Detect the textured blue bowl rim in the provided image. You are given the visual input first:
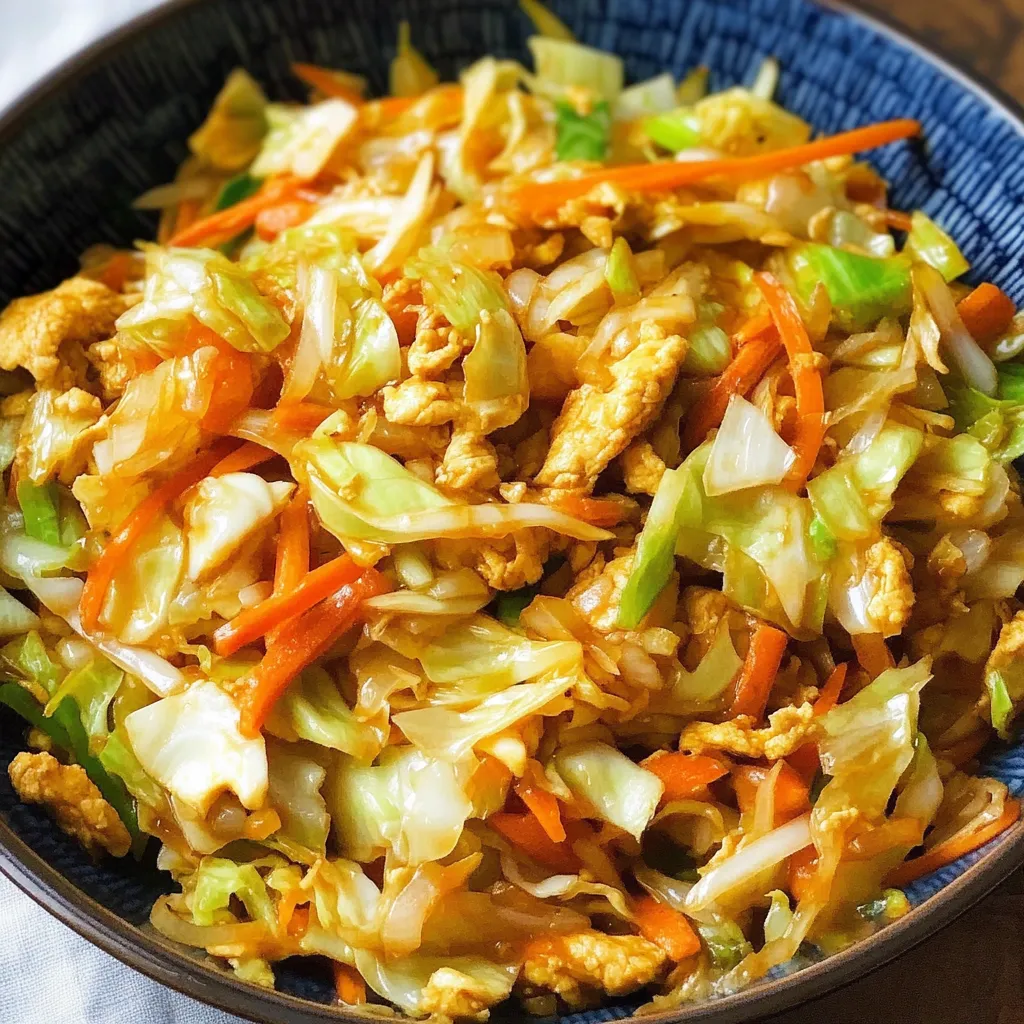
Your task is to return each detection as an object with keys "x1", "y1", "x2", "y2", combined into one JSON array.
[{"x1": 0, "y1": 2, "x2": 1023, "y2": 1023}]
